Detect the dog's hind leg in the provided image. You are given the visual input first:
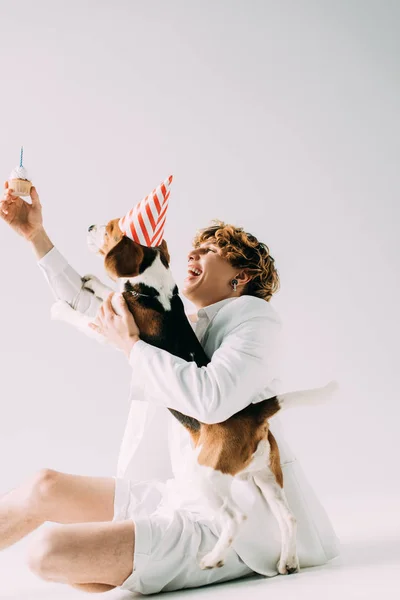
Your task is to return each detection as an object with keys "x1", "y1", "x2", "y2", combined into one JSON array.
[
  {"x1": 197, "y1": 470, "x2": 246, "y2": 570},
  {"x1": 254, "y1": 471, "x2": 299, "y2": 575}
]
